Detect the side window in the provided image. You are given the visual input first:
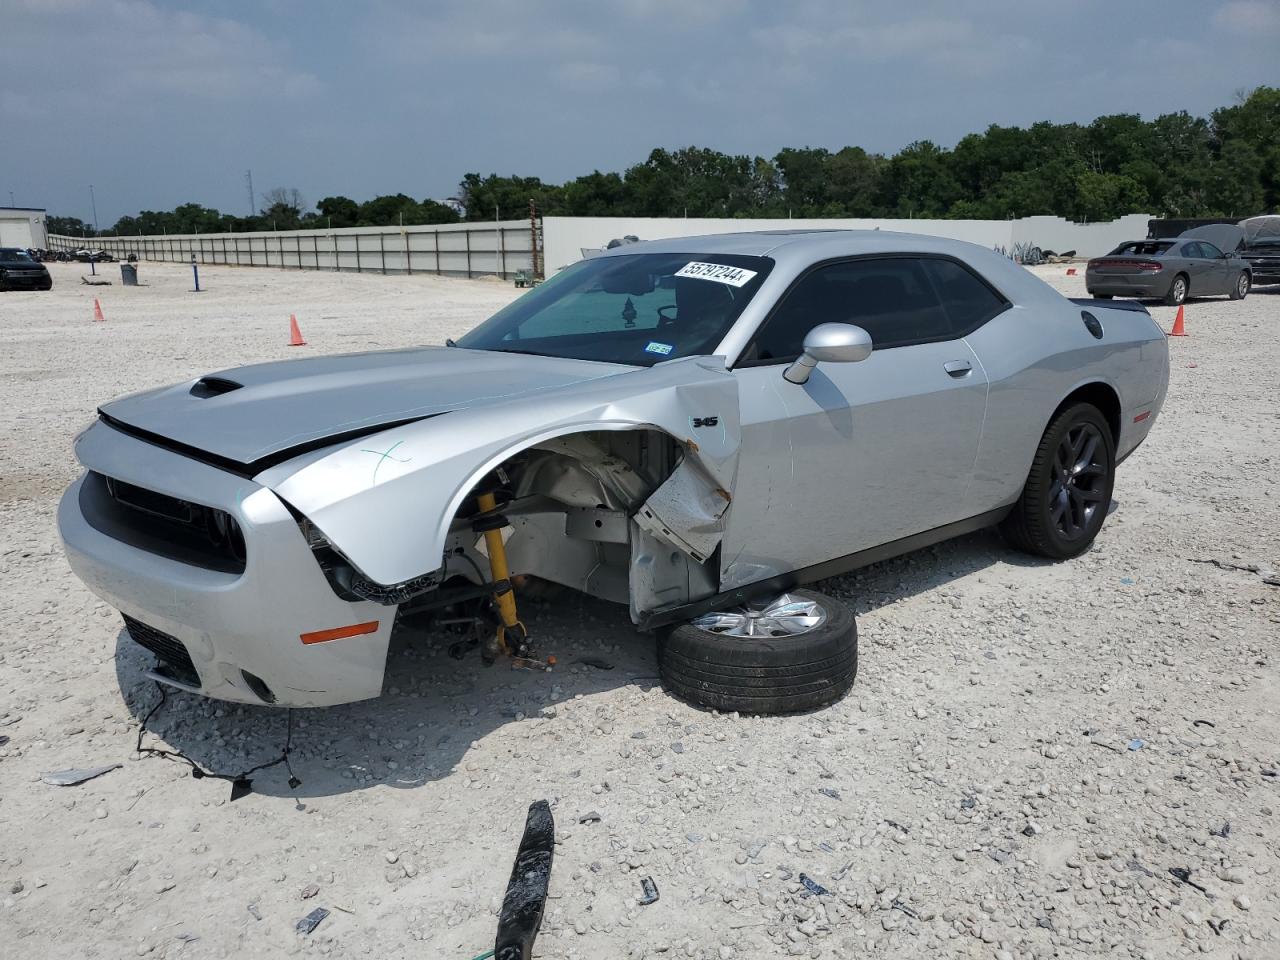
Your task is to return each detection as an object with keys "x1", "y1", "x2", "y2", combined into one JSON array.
[
  {"x1": 1197, "y1": 240, "x2": 1223, "y2": 259},
  {"x1": 920, "y1": 258, "x2": 1008, "y2": 330},
  {"x1": 1180, "y1": 242, "x2": 1203, "y2": 259},
  {"x1": 749, "y1": 258, "x2": 951, "y2": 361}
]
